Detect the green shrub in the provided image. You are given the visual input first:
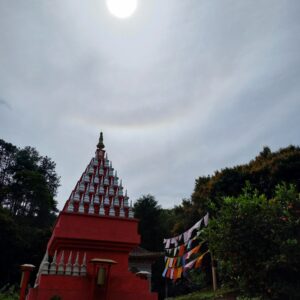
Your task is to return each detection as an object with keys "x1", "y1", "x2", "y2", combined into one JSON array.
[{"x1": 208, "y1": 183, "x2": 300, "y2": 299}]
